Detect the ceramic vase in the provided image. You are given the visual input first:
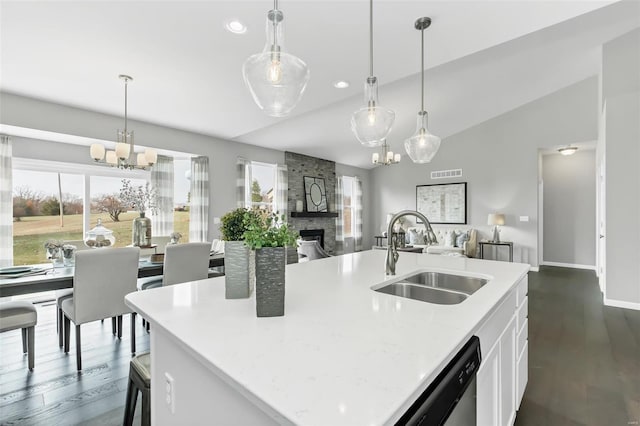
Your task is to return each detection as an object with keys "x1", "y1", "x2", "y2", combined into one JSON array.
[
  {"x1": 225, "y1": 241, "x2": 252, "y2": 299},
  {"x1": 132, "y1": 212, "x2": 152, "y2": 247},
  {"x1": 255, "y1": 247, "x2": 286, "y2": 317}
]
